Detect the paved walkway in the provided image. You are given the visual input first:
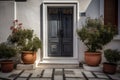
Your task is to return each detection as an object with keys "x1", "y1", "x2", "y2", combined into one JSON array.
[{"x1": 0, "y1": 68, "x2": 120, "y2": 80}]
